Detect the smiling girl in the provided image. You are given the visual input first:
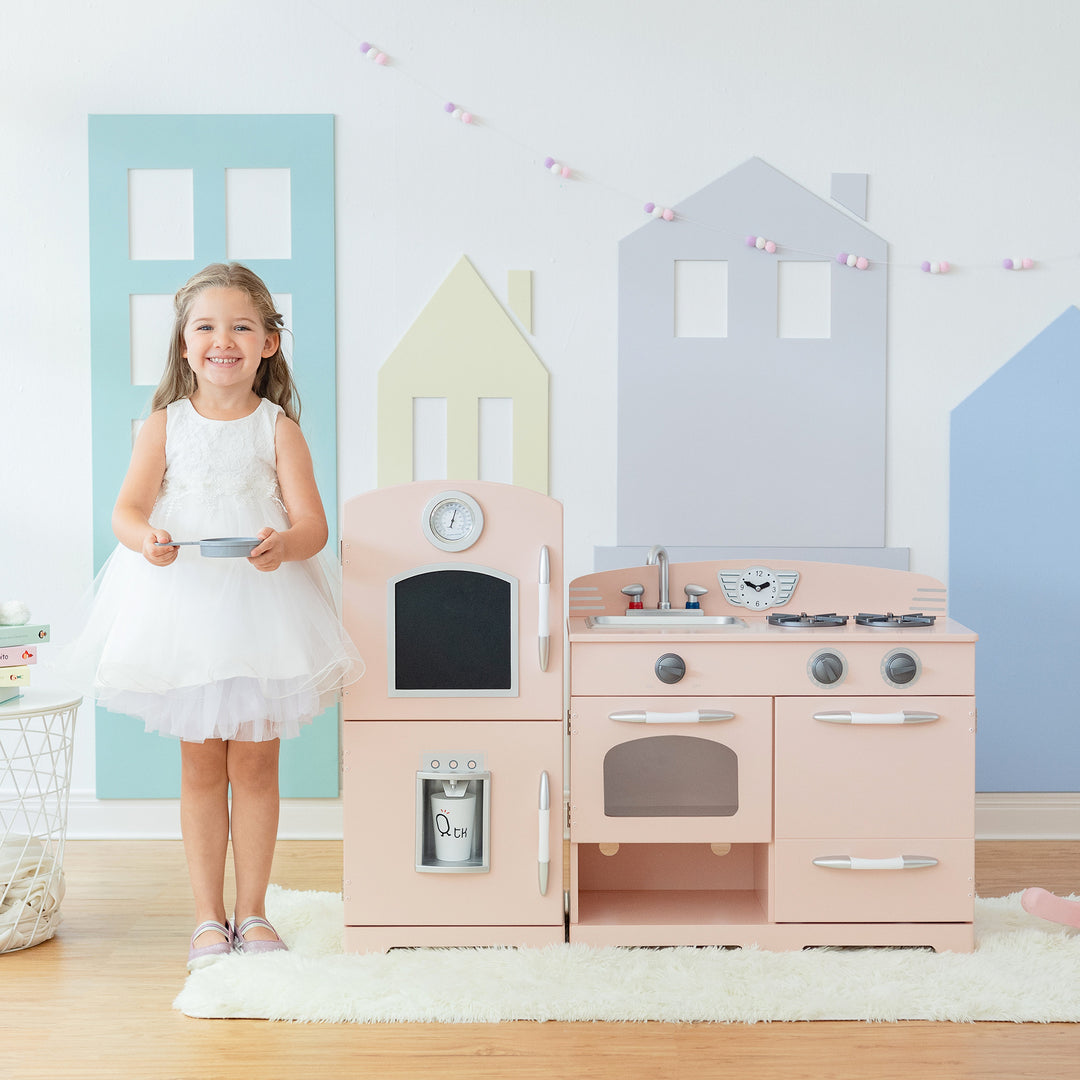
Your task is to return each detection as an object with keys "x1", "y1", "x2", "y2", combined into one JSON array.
[{"x1": 69, "y1": 263, "x2": 362, "y2": 968}]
